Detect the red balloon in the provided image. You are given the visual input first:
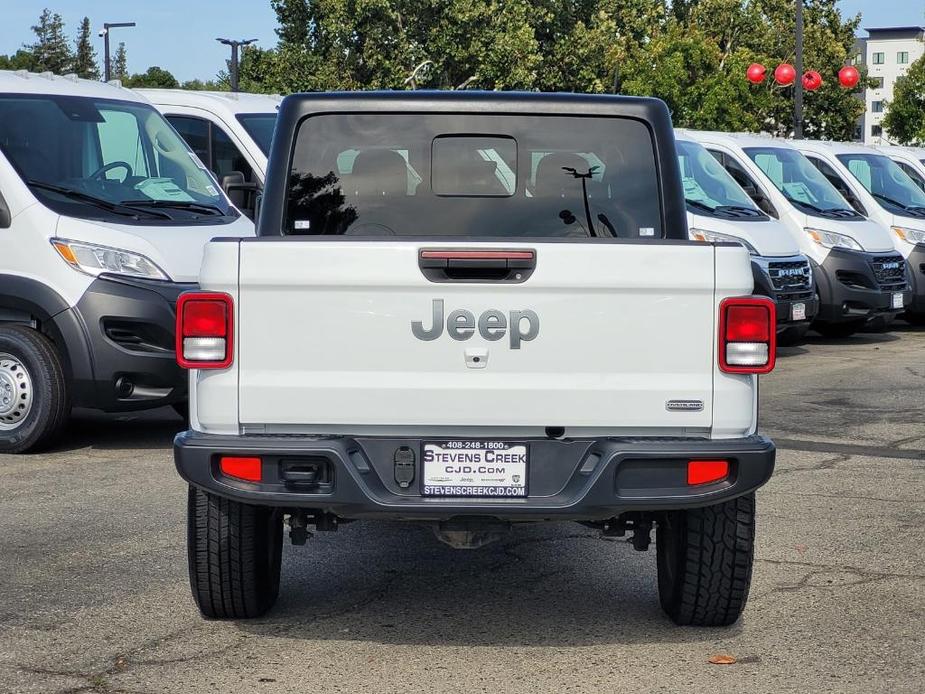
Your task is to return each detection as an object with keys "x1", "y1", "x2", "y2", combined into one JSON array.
[
  {"x1": 746, "y1": 63, "x2": 767, "y2": 84},
  {"x1": 802, "y1": 70, "x2": 823, "y2": 91},
  {"x1": 838, "y1": 65, "x2": 860, "y2": 88},
  {"x1": 774, "y1": 63, "x2": 796, "y2": 86}
]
